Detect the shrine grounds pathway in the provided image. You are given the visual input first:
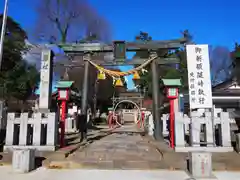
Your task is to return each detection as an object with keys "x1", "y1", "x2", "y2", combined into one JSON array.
[
  {"x1": 42, "y1": 124, "x2": 240, "y2": 171},
  {"x1": 49, "y1": 124, "x2": 166, "y2": 169},
  {"x1": 1, "y1": 123, "x2": 240, "y2": 173},
  {"x1": 1, "y1": 124, "x2": 240, "y2": 179}
]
